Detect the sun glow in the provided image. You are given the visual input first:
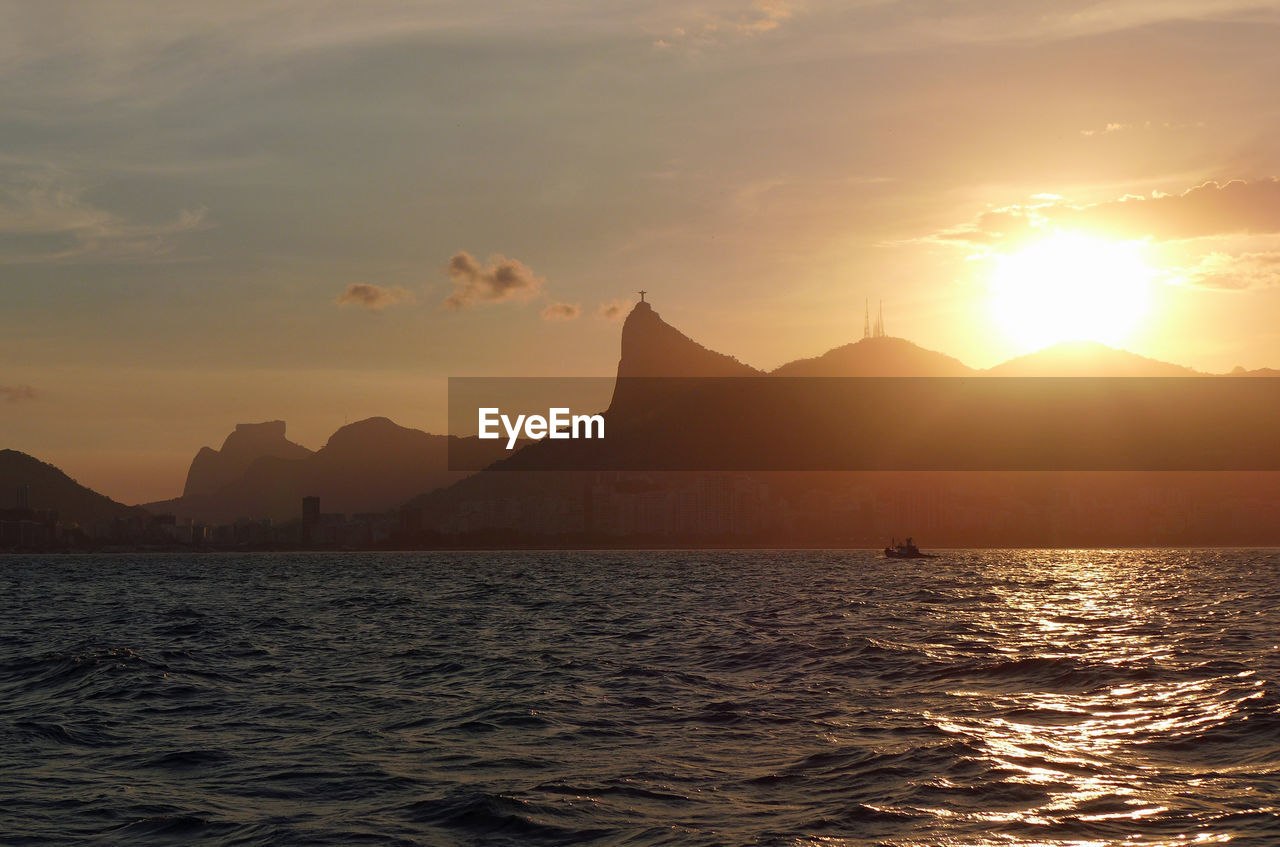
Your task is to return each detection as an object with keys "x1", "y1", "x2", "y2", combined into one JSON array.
[{"x1": 989, "y1": 233, "x2": 1153, "y2": 351}]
